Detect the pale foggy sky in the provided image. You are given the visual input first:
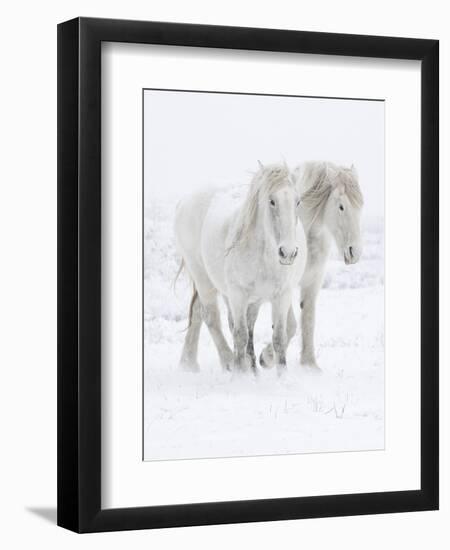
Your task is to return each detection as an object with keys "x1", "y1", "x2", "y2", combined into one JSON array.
[{"x1": 144, "y1": 90, "x2": 384, "y2": 219}]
